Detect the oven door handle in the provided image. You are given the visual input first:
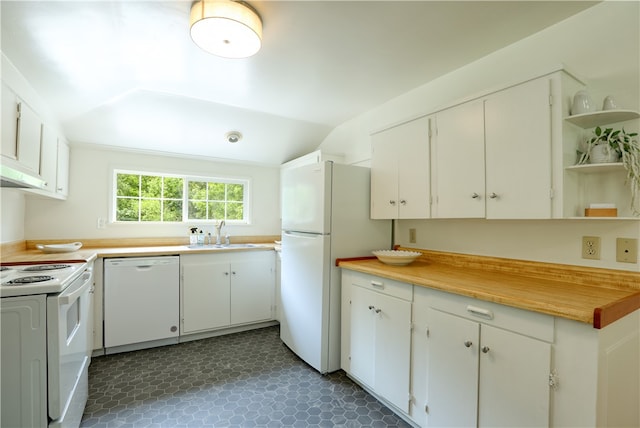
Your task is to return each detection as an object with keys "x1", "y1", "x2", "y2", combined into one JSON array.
[{"x1": 58, "y1": 271, "x2": 92, "y2": 306}]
